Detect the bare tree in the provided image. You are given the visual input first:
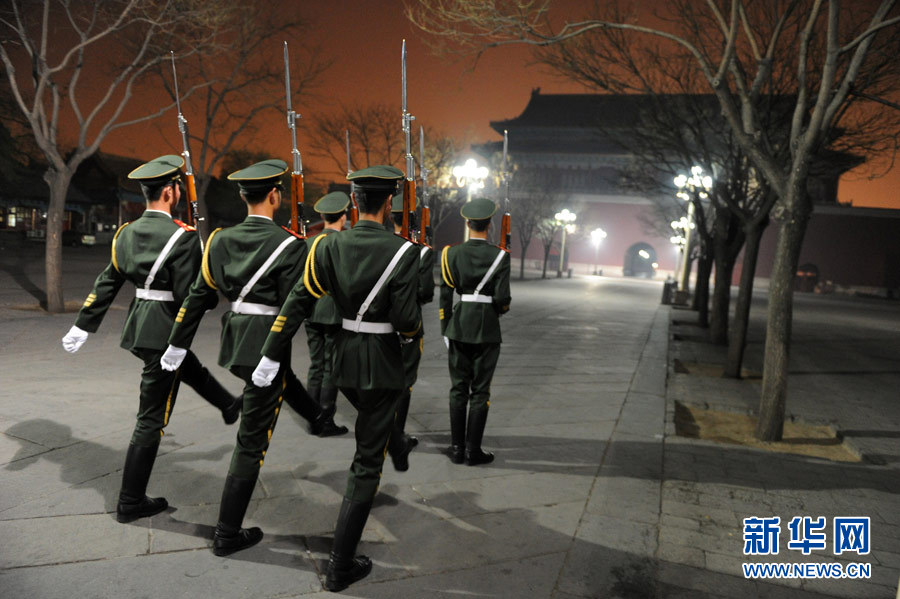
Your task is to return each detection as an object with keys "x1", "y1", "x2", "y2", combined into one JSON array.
[
  {"x1": 408, "y1": 0, "x2": 900, "y2": 441},
  {"x1": 0, "y1": 0, "x2": 231, "y2": 312},
  {"x1": 309, "y1": 103, "x2": 405, "y2": 178},
  {"x1": 157, "y1": 1, "x2": 329, "y2": 239},
  {"x1": 510, "y1": 169, "x2": 565, "y2": 279},
  {"x1": 536, "y1": 216, "x2": 563, "y2": 279},
  {"x1": 421, "y1": 132, "x2": 465, "y2": 237}
]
